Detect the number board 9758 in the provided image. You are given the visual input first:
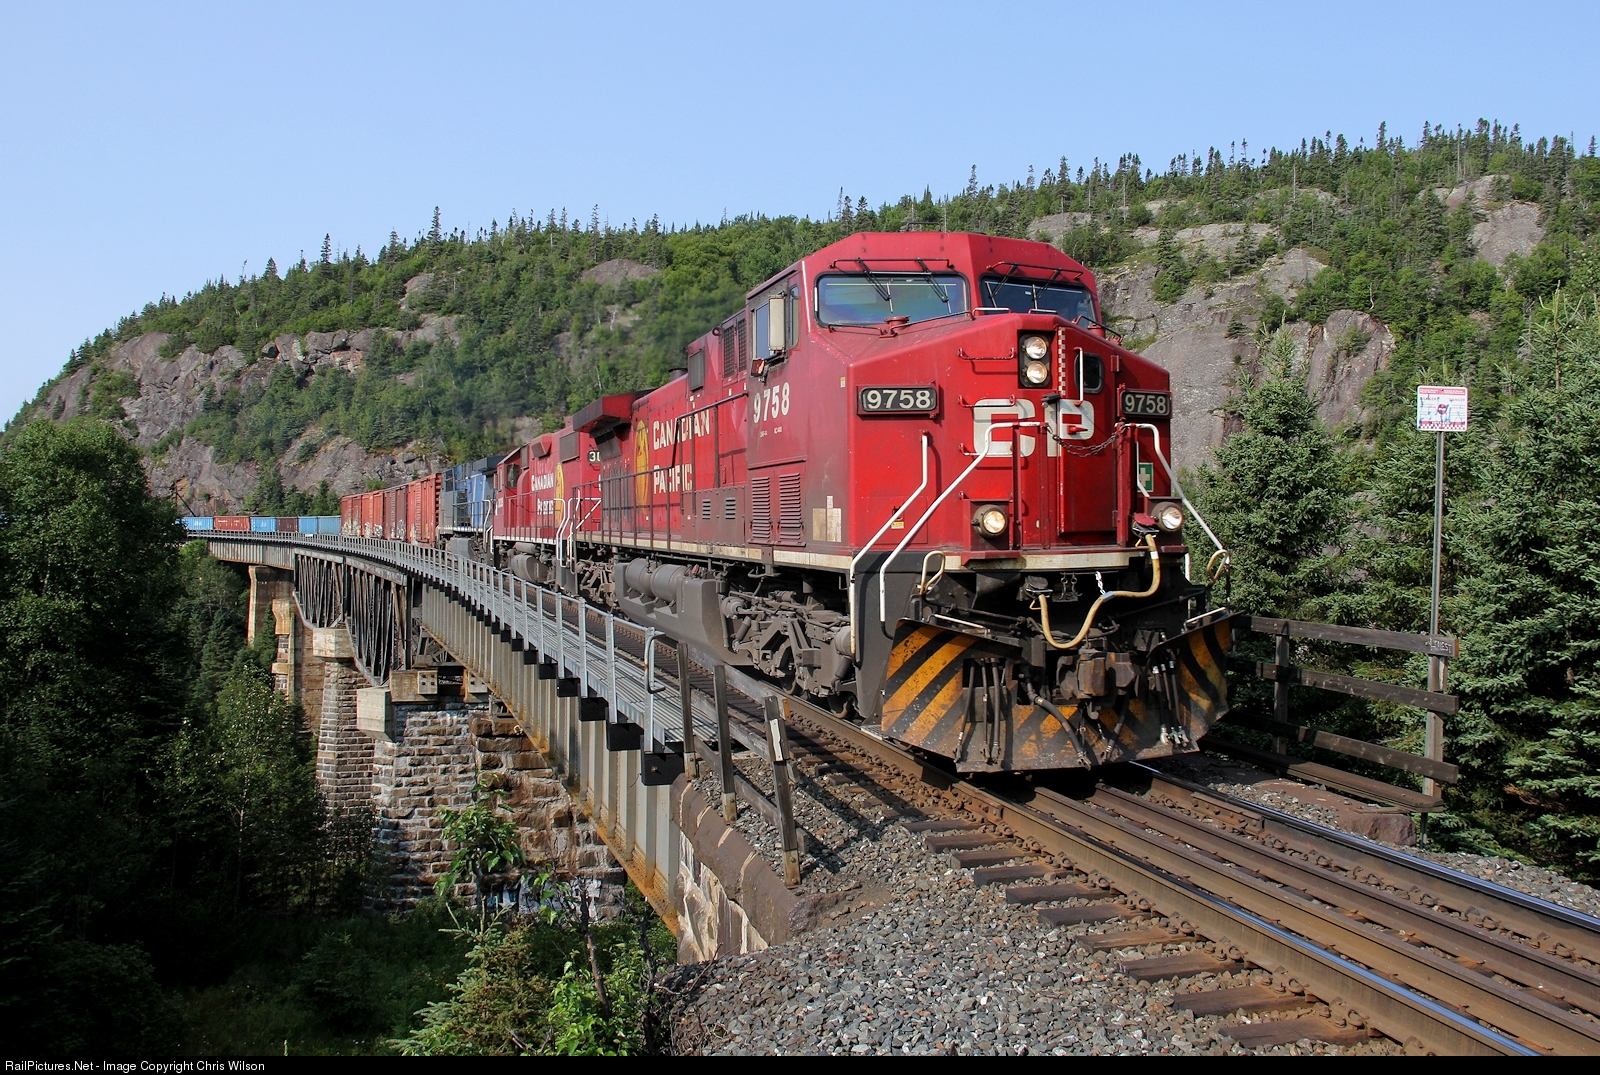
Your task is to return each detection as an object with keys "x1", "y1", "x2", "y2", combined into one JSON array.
[
  {"x1": 858, "y1": 385, "x2": 938, "y2": 415},
  {"x1": 1118, "y1": 389, "x2": 1171, "y2": 418}
]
